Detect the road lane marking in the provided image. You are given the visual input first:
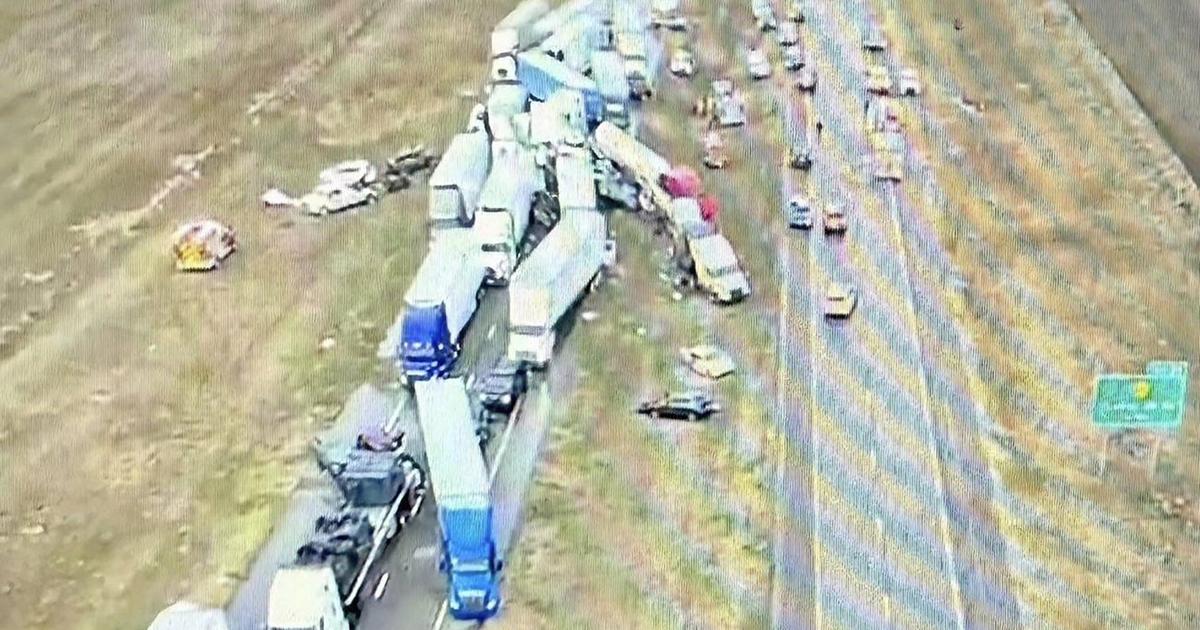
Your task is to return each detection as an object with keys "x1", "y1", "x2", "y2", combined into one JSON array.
[
  {"x1": 885, "y1": 186, "x2": 966, "y2": 629},
  {"x1": 373, "y1": 572, "x2": 390, "y2": 600},
  {"x1": 489, "y1": 387, "x2": 532, "y2": 485},
  {"x1": 432, "y1": 599, "x2": 448, "y2": 629}
]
